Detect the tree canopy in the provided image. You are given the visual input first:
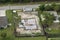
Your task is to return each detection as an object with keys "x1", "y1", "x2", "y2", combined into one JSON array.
[
  {"x1": 38, "y1": 11, "x2": 55, "y2": 26},
  {"x1": 0, "y1": 0, "x2": 60, "y2": 3}
]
